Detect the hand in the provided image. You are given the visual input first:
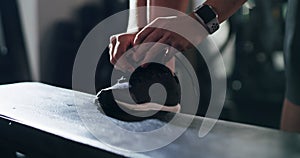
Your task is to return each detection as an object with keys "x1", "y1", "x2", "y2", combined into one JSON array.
[
  {"x1": 109, "y1": 32, "x2": 136, "y2": 72},
  {"x1": 132, "y1": 15, "x2": 204, "y2": 65},
  {"x1": 109, "y1": 15, "x2": 207, "y2": 72}
]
